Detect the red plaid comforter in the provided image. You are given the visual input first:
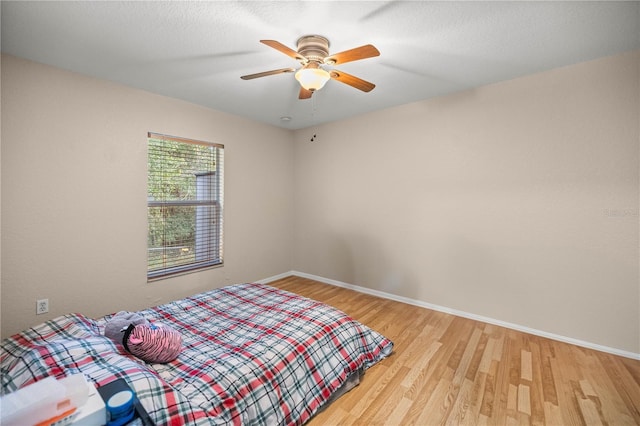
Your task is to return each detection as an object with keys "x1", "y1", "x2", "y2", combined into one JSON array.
[{"x1": 1, "y1": 283, "x2": 393, "y2": 425}]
